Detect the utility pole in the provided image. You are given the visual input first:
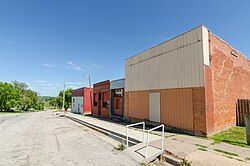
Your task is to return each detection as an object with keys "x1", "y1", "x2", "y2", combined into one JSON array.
[{"x1": 62, "y1": 81, "x2": 66, "y2": 115}]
